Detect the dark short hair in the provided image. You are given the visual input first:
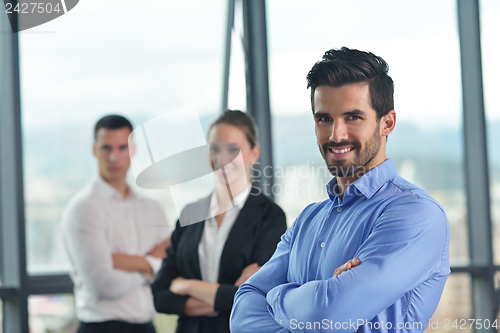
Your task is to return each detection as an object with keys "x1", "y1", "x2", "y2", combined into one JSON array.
[
  {"x1": 306, "y1": 47, "x2": 394, "y2": 119},
  {"x1": 208, "y1": 110, "x2": 259, "y2": 148},
  {"x1": 94, "y1": 115, "x2": 133, "y2": 140}
]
